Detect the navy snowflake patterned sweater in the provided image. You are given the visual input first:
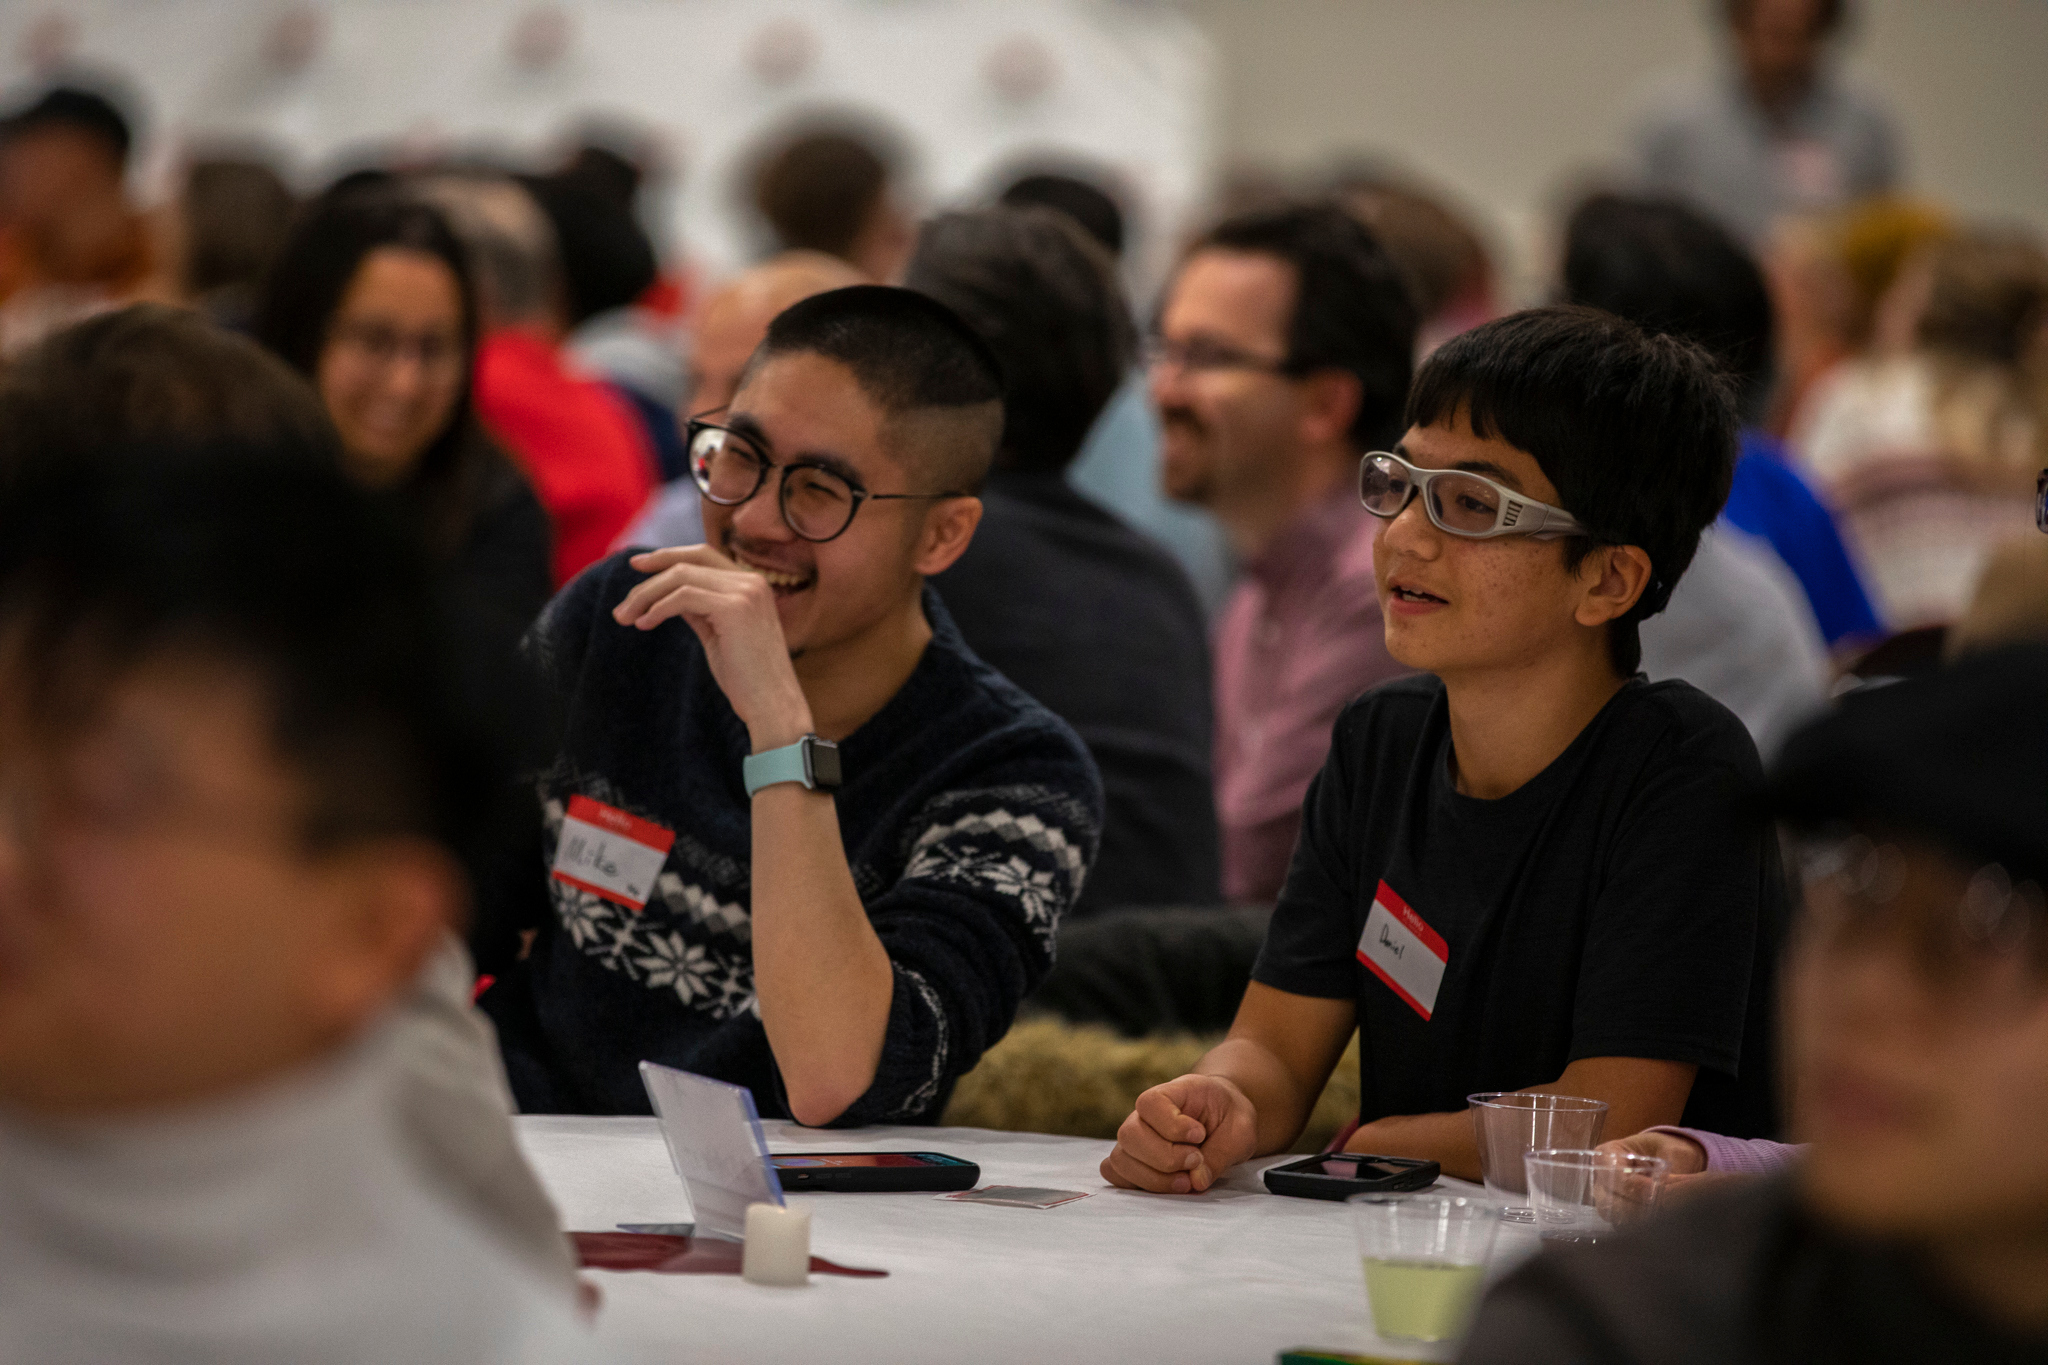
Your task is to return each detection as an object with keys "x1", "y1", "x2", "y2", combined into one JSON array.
[{"x1": 484, "y1": 551, "x2": 1104, "y2": 1121}]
